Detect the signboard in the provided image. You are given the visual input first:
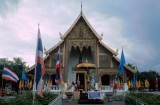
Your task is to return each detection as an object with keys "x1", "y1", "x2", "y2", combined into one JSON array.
[{"x1": 88, "y1": 91, "x2": 101, "y2": 99}]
